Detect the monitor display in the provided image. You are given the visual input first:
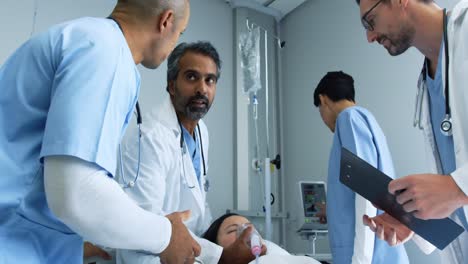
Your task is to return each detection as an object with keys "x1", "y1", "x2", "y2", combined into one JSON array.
[{"x1": 302, "y1": 183, "x2": 326, "y2": 218}]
